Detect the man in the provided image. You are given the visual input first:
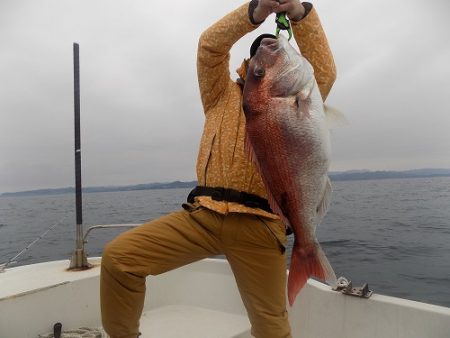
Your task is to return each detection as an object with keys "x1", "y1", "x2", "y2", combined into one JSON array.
[{"x1": 100, "y1": 1, "x2": 336, "y2": 337}]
